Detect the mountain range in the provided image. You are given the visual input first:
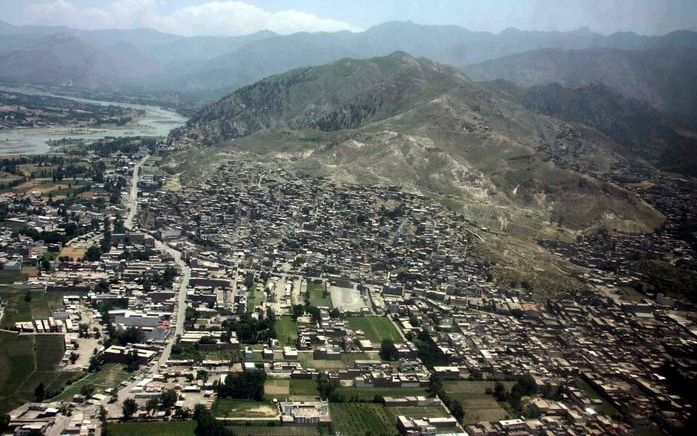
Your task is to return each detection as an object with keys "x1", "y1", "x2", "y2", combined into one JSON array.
[{"x1": 2, "y1": 20, "x2": 696, "y2": 106}]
